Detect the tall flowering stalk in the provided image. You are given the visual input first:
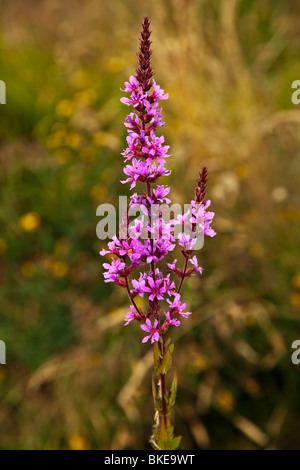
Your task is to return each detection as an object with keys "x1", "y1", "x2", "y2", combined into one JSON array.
[{"x1": 100, "y1": 17, "x2": 216, "y2": 450}]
